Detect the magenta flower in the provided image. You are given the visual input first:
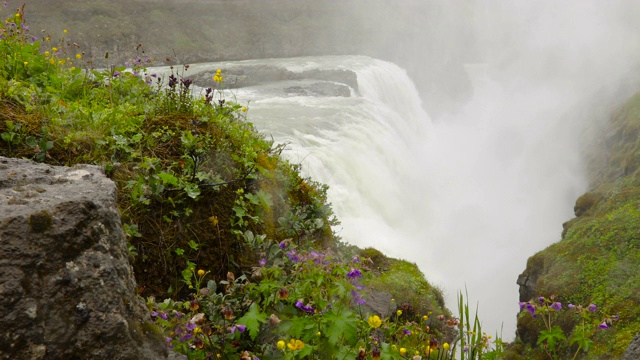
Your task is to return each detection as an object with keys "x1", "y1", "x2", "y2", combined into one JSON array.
[
  {"x1": 259, "y1": 258, "x2": 266, "y2": 267},
  {"x1": 525, "y1": 303, "x2": 536, "y2": 316},
  {"x1": 347, "y1": 268, "x2": 362, "y2": 279},
  {"x1": 599, "y1": 322, "x2": 609, "y2": 329}
]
